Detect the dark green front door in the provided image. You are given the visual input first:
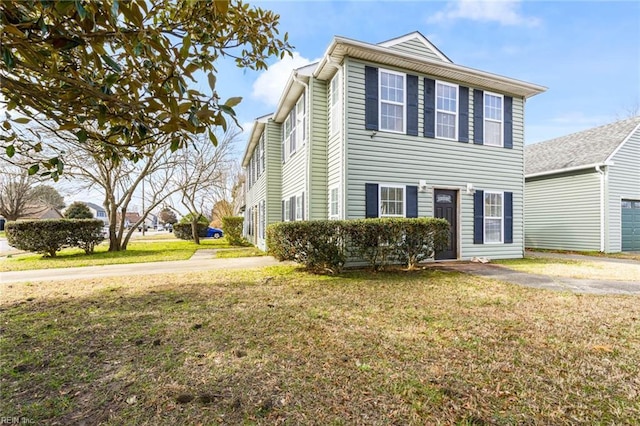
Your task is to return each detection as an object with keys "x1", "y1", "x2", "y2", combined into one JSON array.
[{"x1": 621, "y1": 200, "x2": 640, "y2": 251}]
